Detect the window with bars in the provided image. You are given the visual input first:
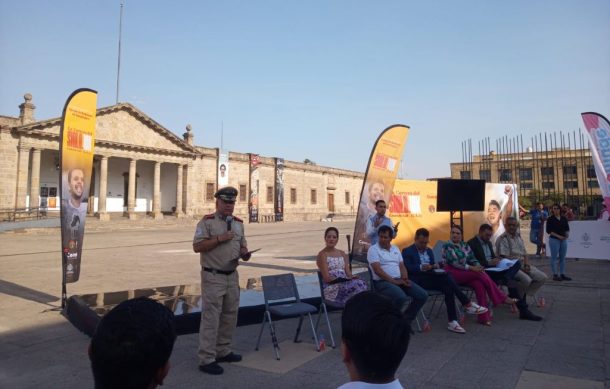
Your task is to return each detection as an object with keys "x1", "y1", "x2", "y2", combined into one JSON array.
[
  {"x1": 311, "y1": 189, "x2": 317, "y2": 204},
  {"x1": 519, "y1": 168, "x2": 533, "y2": 181},
  {"x1": 499, "y1": 169, "x2": 512, "y2": 181},
  {"x1": 542, "y1": 181, "x2": 555, "y2": 189},
  {"x1": 521, "y1": 182, "x2": 534, "y2": 189},
  {"x1": 266, "y1": 186, "x2": 273, "y2": 203},
  {"x1": 206, "y1": 183, "x2": 215, "y2": 201},
  {"x1": 460, "y1": 171, "x2": 471, "y2": 179},
  {"x1": 587, "y1": 165, "x2": 596, "y2": 179},
  {"x1": 564, "y1": 181, "x2": 578, "y2": 189},
  {"x1": 345, "y1": 191, "x2": 350, "y2": 205},
  {"x1": 479, "y1": 170, "x2": 491, "y2": 181},
  {"x1": 541, "y1": 167, "x2": 554, "y2": 178},
  {"x1": 563, "y1": 165, "x2": 577, "y2": 177},
  {"x1": 588, "y1": 180, "x2": 600, "y2": 188},
  {"x1": 239, "y1": 184, "x2": 247, "y2": 202}
]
